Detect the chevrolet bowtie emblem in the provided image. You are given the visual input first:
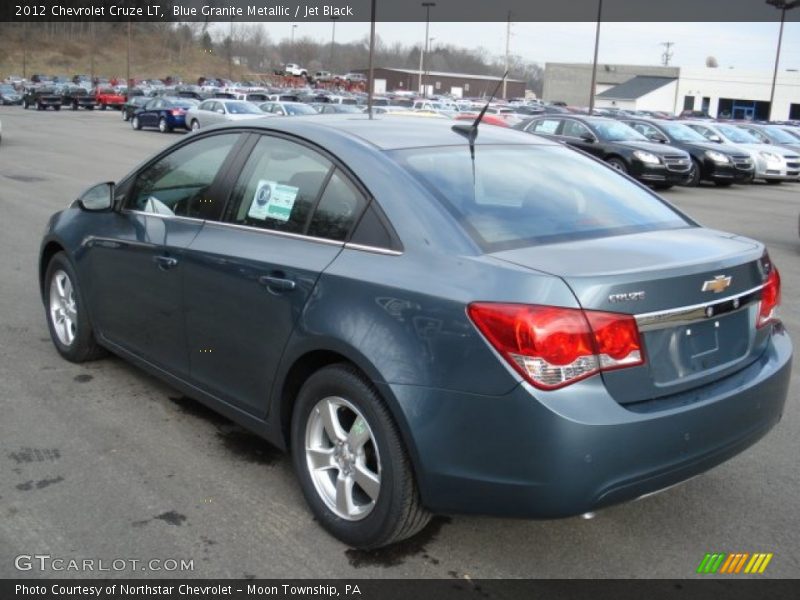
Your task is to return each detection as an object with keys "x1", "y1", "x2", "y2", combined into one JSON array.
[{"x1": 702, "y1": 275, "x2": 732, "y2": 294}]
